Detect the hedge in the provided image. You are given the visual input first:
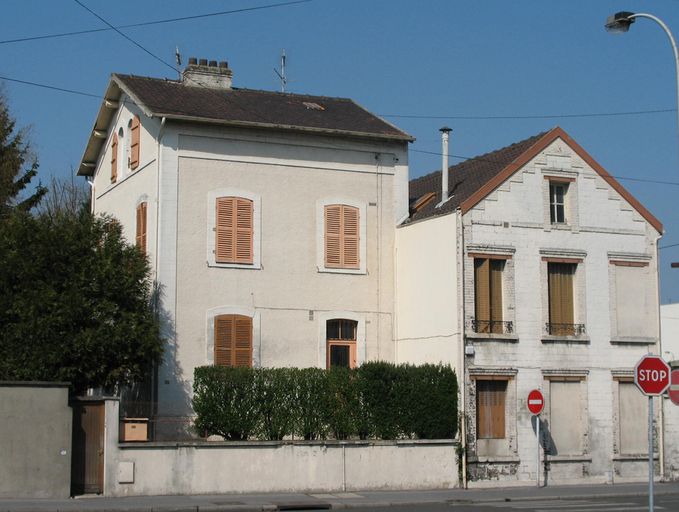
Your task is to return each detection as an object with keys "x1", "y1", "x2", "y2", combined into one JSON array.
[{"x1": 193, "y1": 362, "x2": 457, "y2": 441}]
